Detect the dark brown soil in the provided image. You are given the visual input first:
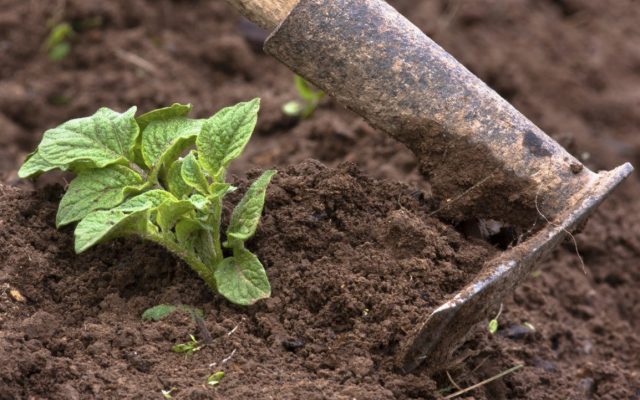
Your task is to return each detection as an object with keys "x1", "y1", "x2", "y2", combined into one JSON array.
[
  {"x1": 0, "y1": 161, "x2": 495, "y2": 399},
  {"x1": 1, "y1": 0, "x2": 639, "y2": 399}
]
